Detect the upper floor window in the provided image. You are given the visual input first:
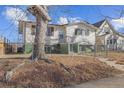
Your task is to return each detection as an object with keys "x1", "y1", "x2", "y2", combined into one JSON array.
[
  {"x1": 75, "y1": 28, "x2": 90, "y2": 36},
  {"x1": 47, "y1": 27, "x2": 54, "y2": 36},
  {"x1": 31, "y1": 25, "x2": 36, "y2": 35},
  {"x1": 85, "y1": 29, "x2": 90, "y2": 36},
  {"x1": 75, "y1": 28, "x2": 82, "y2": 35},
  {"x1": 104, "y1": 27, "x2": 110, "y2": 33}
]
